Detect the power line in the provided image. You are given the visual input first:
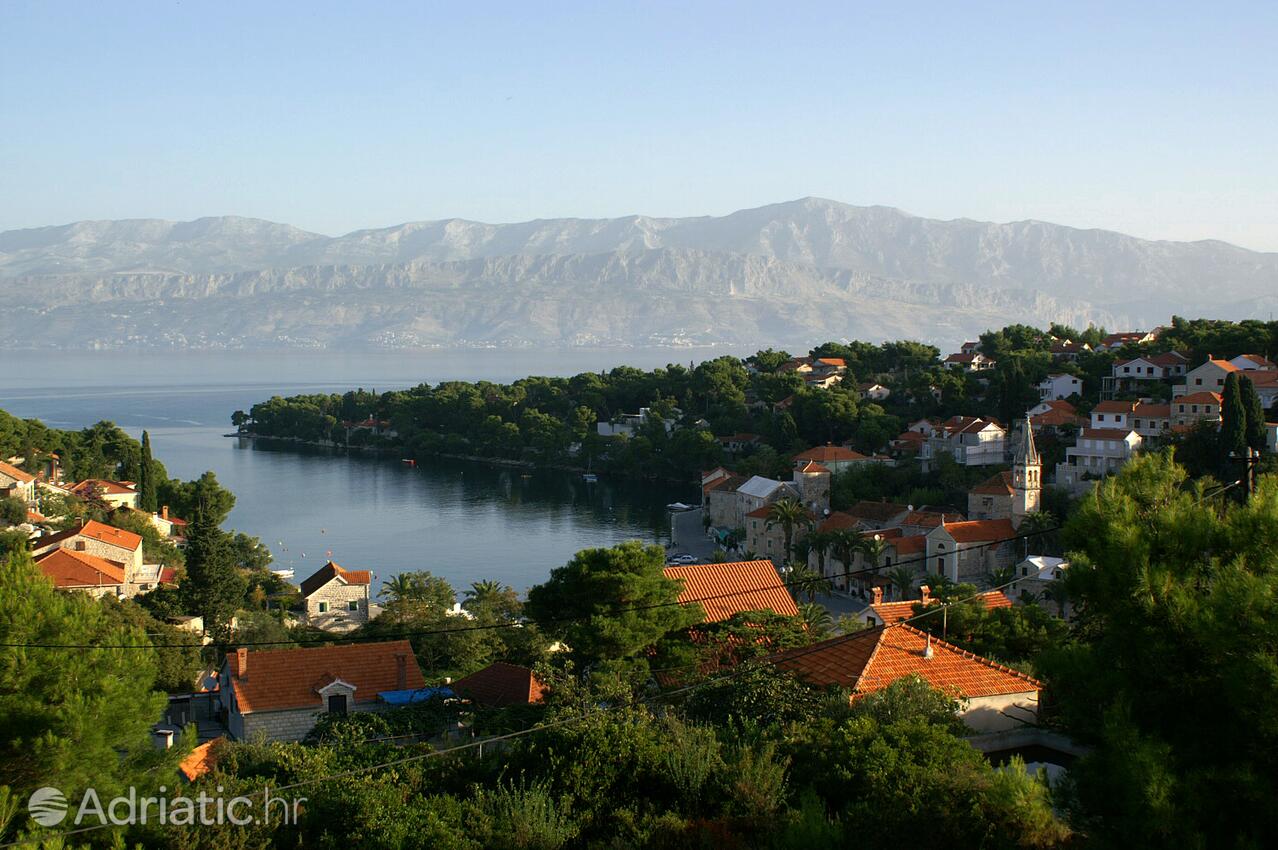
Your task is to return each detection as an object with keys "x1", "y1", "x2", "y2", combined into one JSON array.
[
  {"x1": 0, "y1": 526, "x2": 1059, "y2": 650},
  {"x1": 0, "y1": 576, "x2": 1028, "y2": 850}
]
